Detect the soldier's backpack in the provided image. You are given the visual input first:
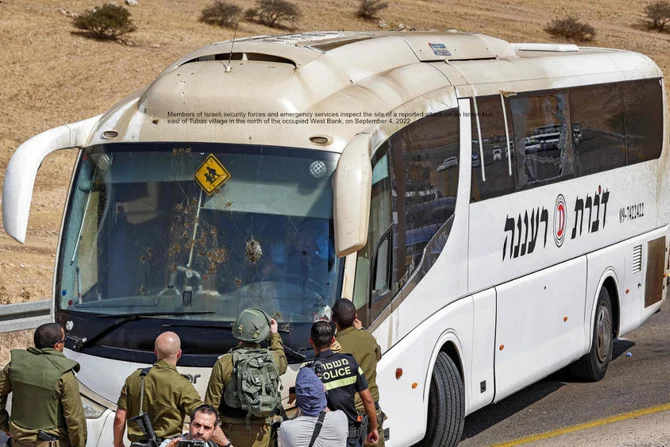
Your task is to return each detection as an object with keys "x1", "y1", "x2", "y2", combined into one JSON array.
[{"x1": 223, "y1": 348, "x2": 281, "y2": 418}]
